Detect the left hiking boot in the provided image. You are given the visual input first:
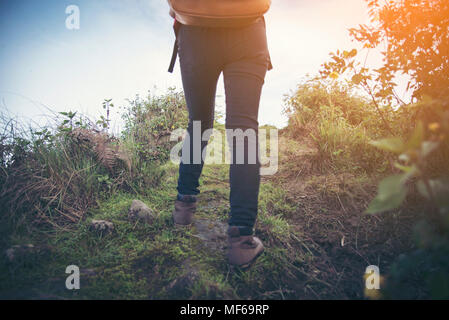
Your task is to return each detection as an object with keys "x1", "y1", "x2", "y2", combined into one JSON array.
[{"x1": 173, "y1": 194, "x2": 197, "y2": 226}]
